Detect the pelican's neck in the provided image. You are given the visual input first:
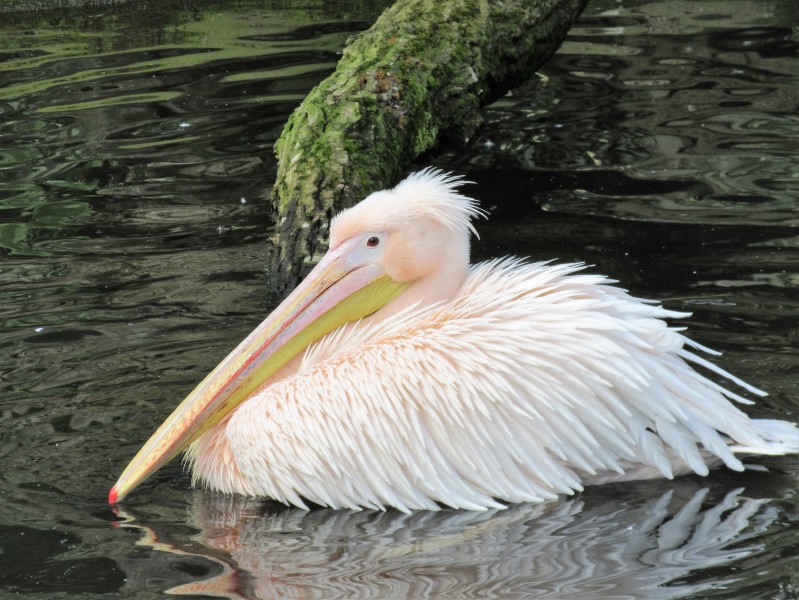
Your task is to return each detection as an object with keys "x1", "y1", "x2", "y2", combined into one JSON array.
[
  {"x1": 370, "y1": 237, "x2": 470, "y2": 323},
  {"x1": 392, "y1": 266, "x2": 468, "y2": 315}
]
